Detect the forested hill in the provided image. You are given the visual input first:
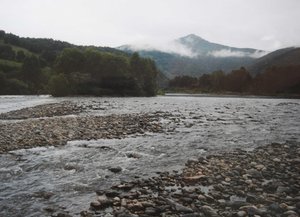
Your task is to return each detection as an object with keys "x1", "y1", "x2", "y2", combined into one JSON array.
[{"x1": 0, "y1": 30, "x2": 159, "y2": 96}]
